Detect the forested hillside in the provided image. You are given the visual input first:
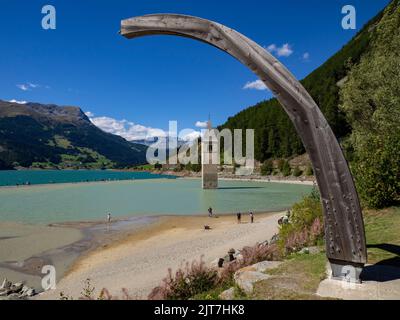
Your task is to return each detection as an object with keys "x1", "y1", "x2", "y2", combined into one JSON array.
[
  {"x1": 221, "y1": 0, "x2": 399, "y2": 209},
  {"x1": 219, "y1": 6, "x2": 384, "y2": 162},
  {"x1": 340, "y1": 0, "x2": 400, "y2": 208}
]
